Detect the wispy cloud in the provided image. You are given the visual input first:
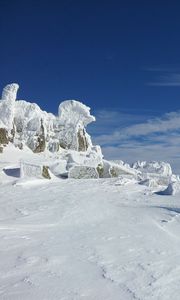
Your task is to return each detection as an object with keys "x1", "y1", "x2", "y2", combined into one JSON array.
[
  {"x1": 89, "y1": 109, "x2": 180, "y2": 173},
  {"x1": 145, "y1": 65, "x2": 180, "y2": 86},
  {"x1": 89, "y1": 109, "x2": 155, "y2": 136},
  {"x1": 93, "y1": 111, "x2": 180, "y2": 145},
  {"x1": 148, "y1": 73, "x2": 180, "y2": 86}
]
